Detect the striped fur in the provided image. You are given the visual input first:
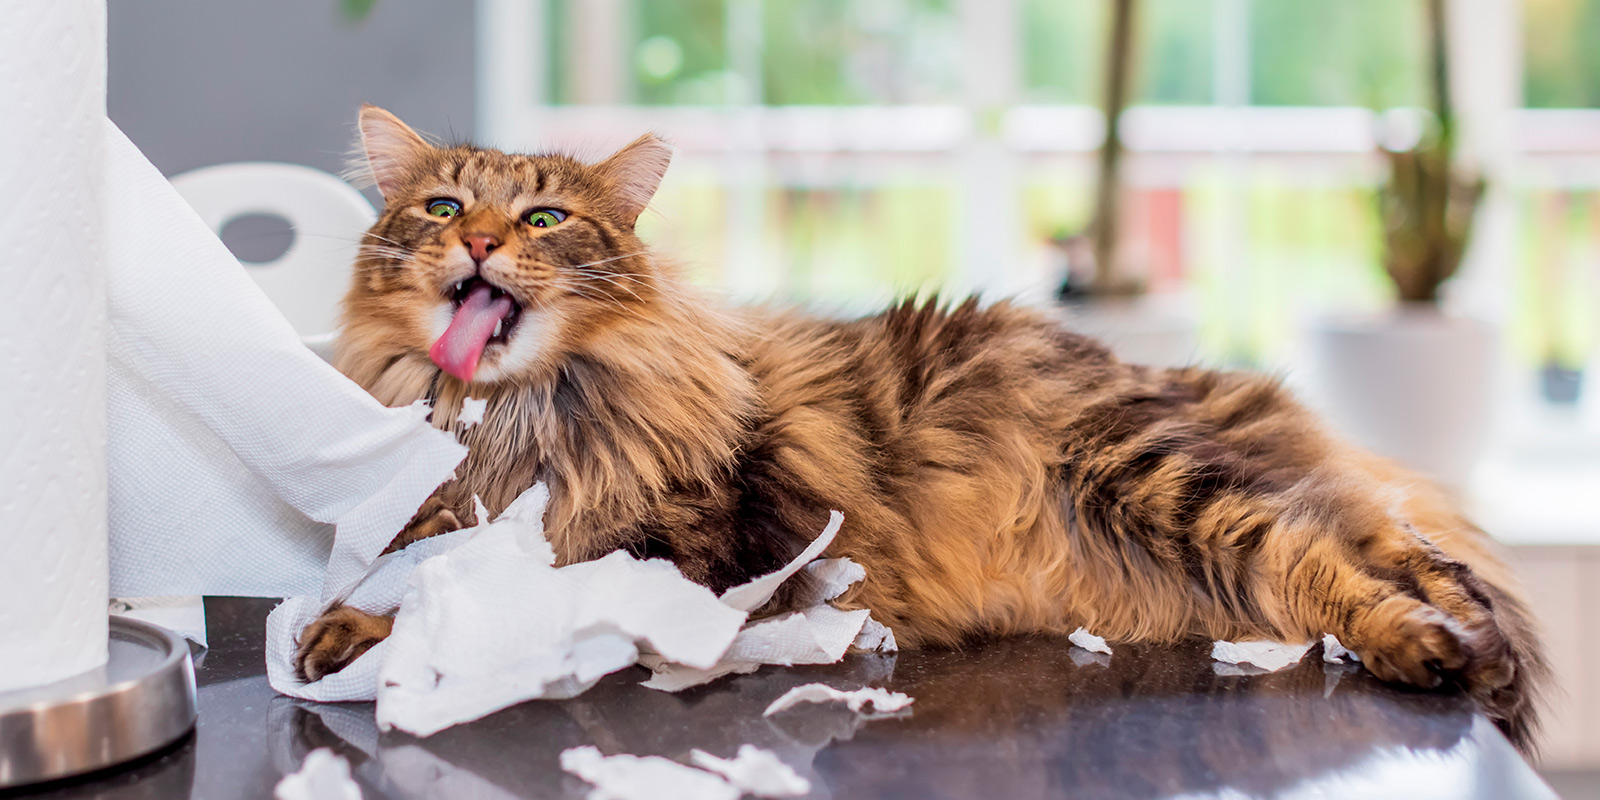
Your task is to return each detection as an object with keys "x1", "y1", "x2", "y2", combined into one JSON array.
[{"x1": 296, "y1": 107, "x2": 1548, "y2": 750}]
